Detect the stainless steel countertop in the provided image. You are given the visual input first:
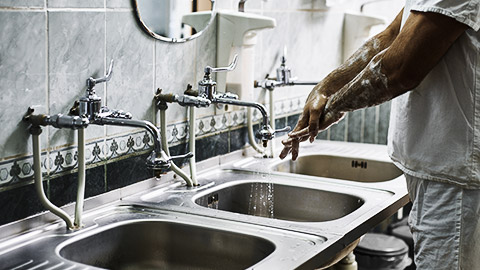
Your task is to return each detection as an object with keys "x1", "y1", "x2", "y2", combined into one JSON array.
[{"x1": 0, "y1": 140, "x2": 409, "y2": 269}]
